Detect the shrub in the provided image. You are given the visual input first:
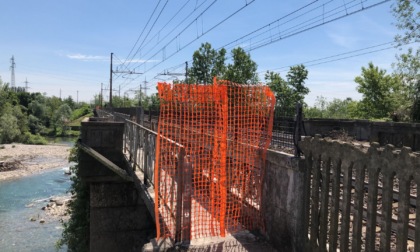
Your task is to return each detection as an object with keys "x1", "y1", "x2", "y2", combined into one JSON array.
[
  {"x1": 70, "y1": 105, "x2": 91, "y2": 121},
  {"x1": 56, "y1": 146, "x2": 90, "y2": 252},
  {"x1": 21, "y1": 132, "x2": 48, "y2": 145}
]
